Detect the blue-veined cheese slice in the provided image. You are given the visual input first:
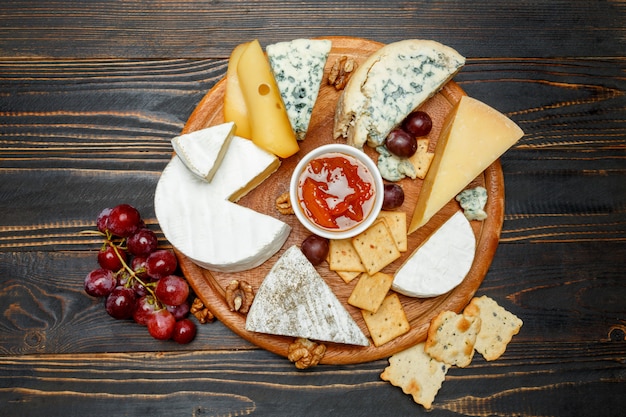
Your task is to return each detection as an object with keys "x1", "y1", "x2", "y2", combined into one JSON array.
[
  {"x1": 392, "y1": 211, "x2": 475, "y2": 298},
  {"x1": 246, "y1": 246, "x2": 370, "y2": 346},
  {"x1": 267, "y1": 38, "x2": 332, "y2": 141},
  {"x1": 155, "y1": 137, "x2": 290, "y2": 272},
  {"x1": 334, "y1": 39, "x2": 465, "y2": 149},
  {"x1": 170, "y1": 122, "x2": 235, "y2": 182}
]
